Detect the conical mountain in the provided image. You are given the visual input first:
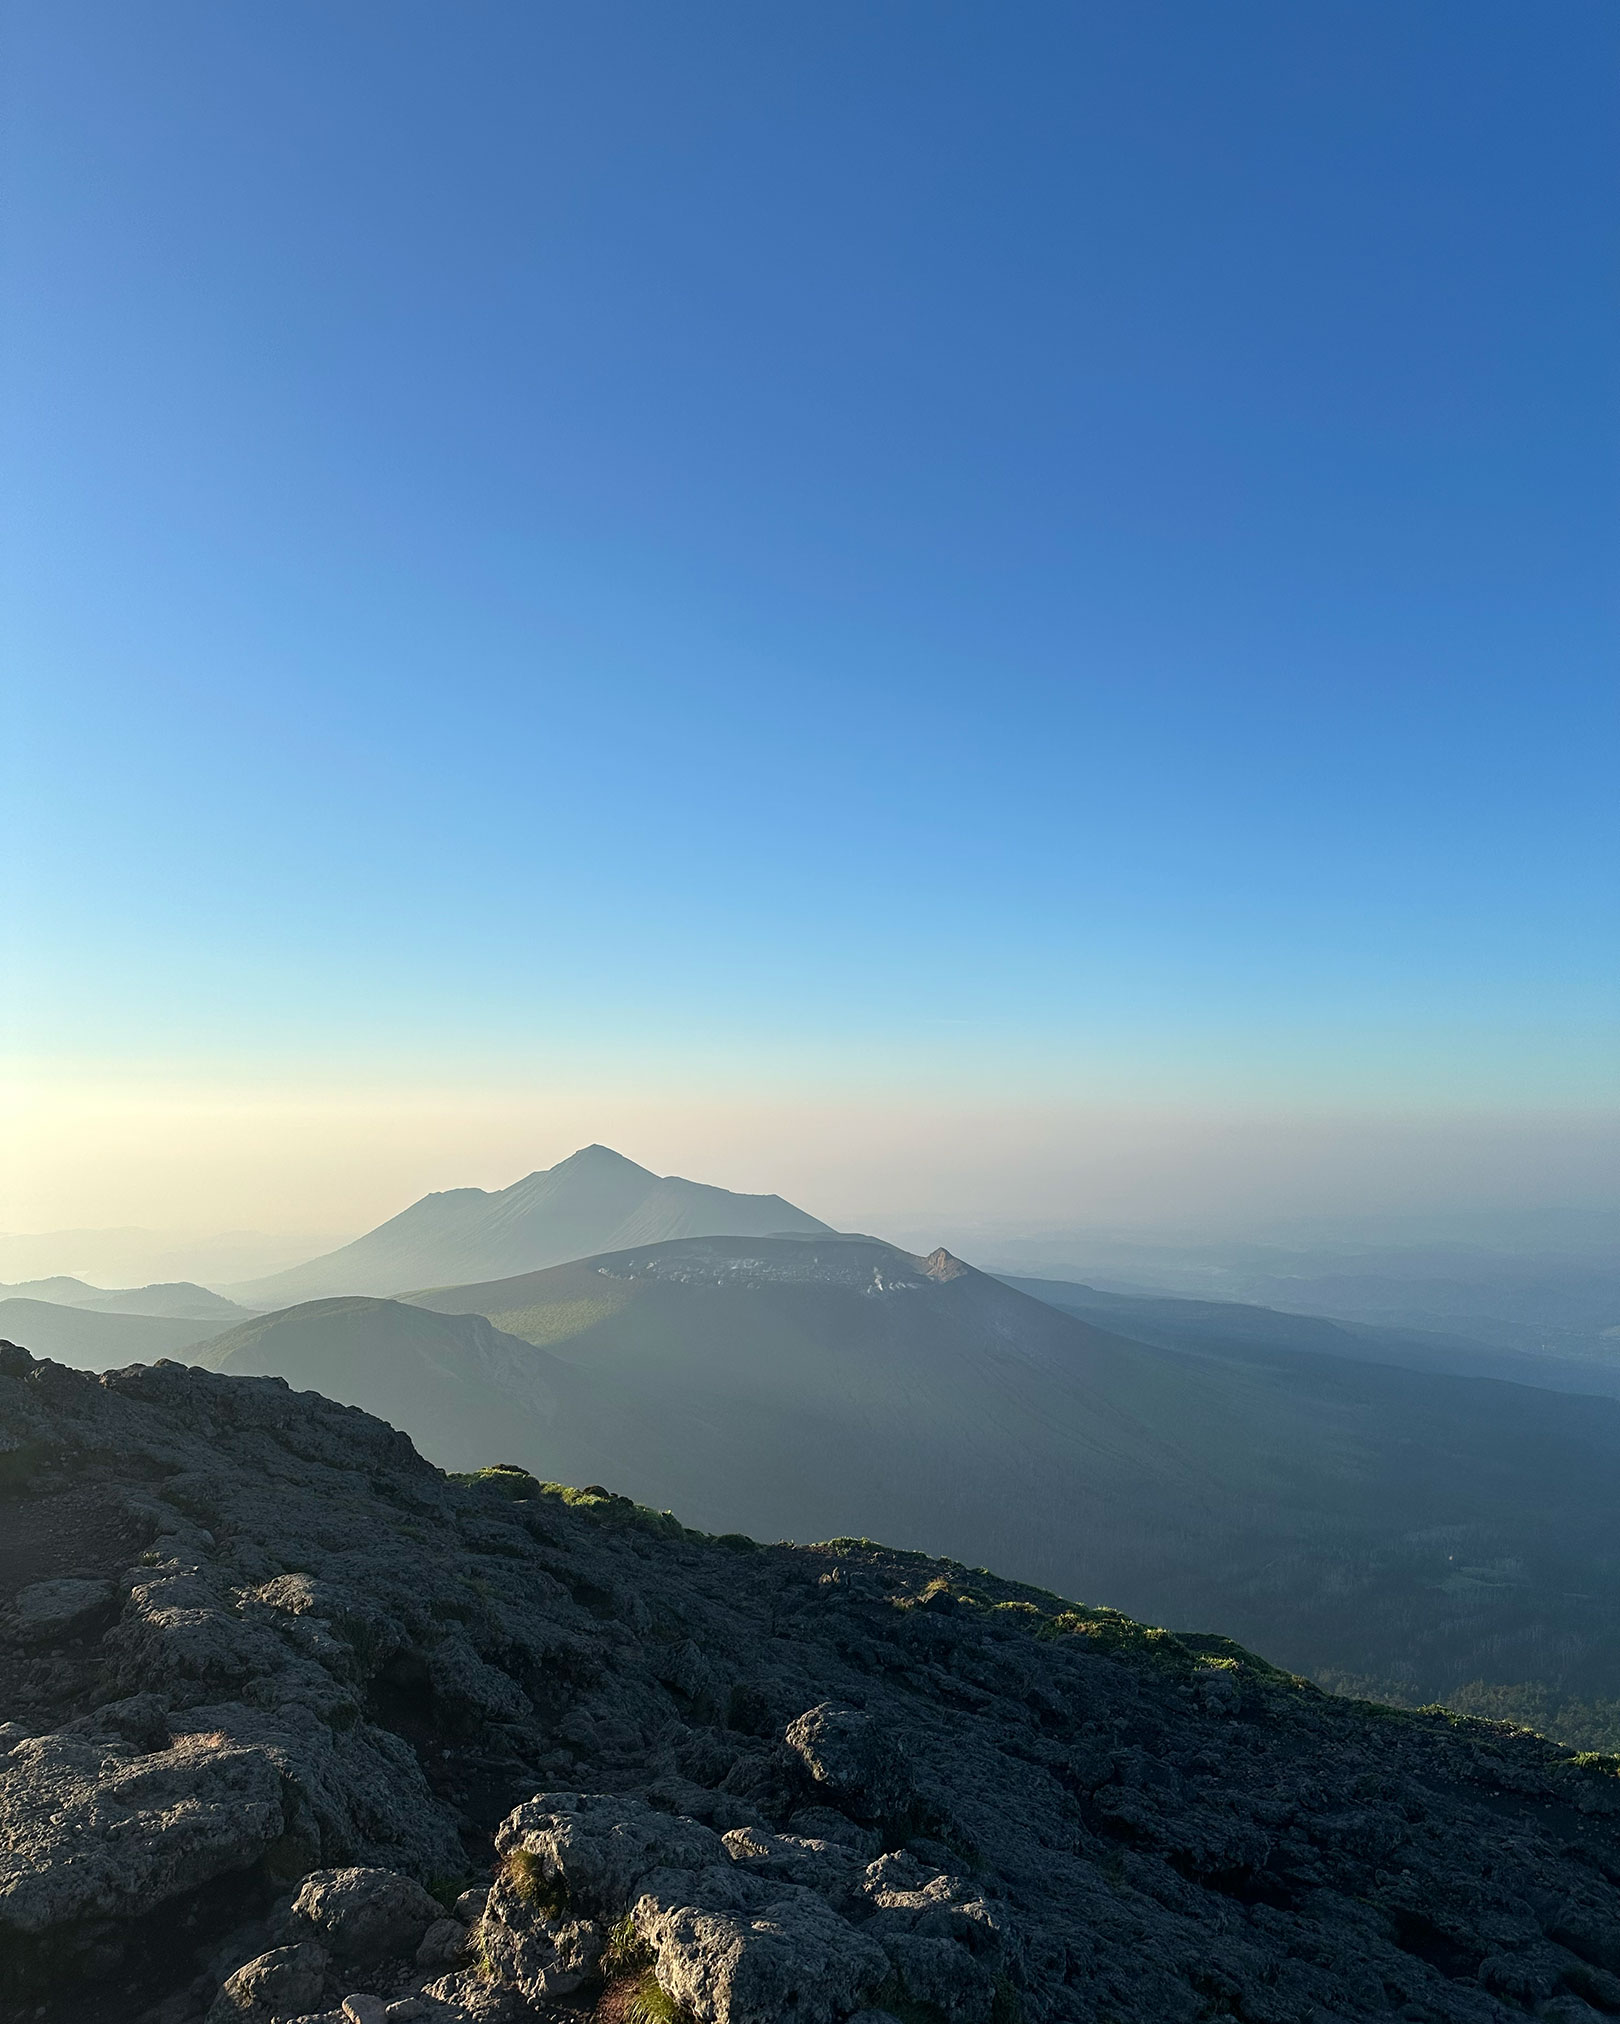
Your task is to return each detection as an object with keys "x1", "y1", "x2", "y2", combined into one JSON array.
[{"x1": 225, "y1": 1145, "x2": 831, "y2": 1304}]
